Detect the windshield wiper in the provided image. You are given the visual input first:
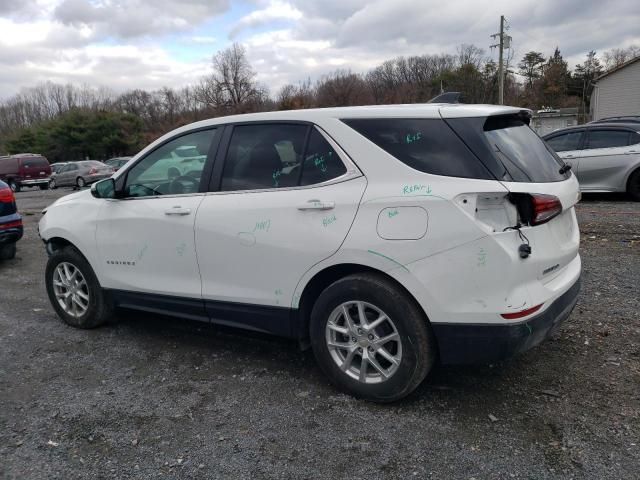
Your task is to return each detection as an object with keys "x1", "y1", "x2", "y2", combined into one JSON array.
[{"x1": 559, "y1": 164, "x2": 572, "y2": 174}]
